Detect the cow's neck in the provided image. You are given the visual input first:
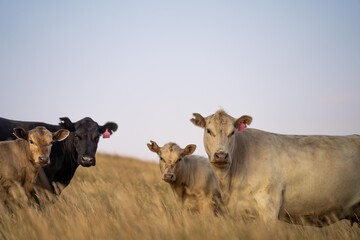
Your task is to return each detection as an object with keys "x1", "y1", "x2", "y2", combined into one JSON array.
[
  {"x1": 54, "y1": 141, "x2": 79, "y2": 187},
  {"x1": 170, "y1": 168, "x2": 192, "y2": 202},
  {"x1": 24, "y1": 160, "x2": 38, "y2": 183},
  {"x1": 169, "y1": 181, "x2": 185, "y2": 200},
  {"x1": 227, "y1": 132, "x2": 249, "y2": 196},
  {"x1": 18, "y1": 141, "x2": 37, "y2": 181},
  {"x1": 42, "y1": 134, "x2": 80, "y2": 194},
  {"x1": 210, "y1": 166, "x2": 231, "y2": 205}
]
